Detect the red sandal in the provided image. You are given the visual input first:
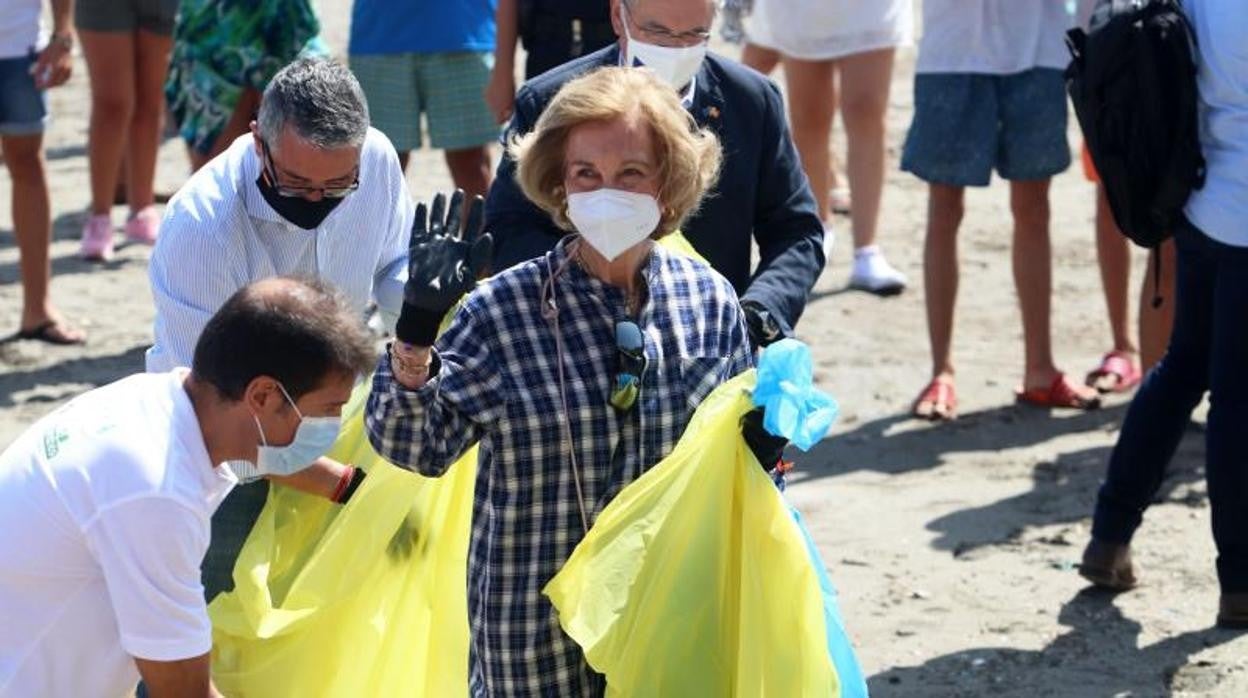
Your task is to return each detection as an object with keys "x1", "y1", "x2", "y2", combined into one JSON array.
[
  {"x1": 913, "y1": 379, "x2": 957, "y2": 421},
  {"x1": 1085, "y1": 350, "x2": 1142, "y2": 394},
  {"x1": 1016, "y1": 373, "x2": 1102, "y2": 410}
]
